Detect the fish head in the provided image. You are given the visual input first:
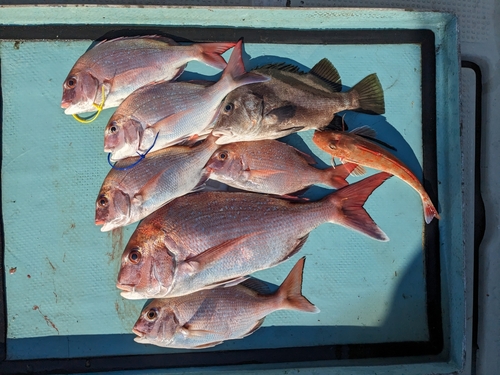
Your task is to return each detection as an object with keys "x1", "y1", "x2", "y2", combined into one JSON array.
[
  {"x1": 95, "y1": 186, "x2": 131, "y2": 232},
  {"x1": 61, "y1": 70, "x2": 100, "y2": 114},
  {"x1": 104, "y1": 114, "x2": 144, "y2": 158},
  {"x1": 212, "y1": 90, "x2": 264, "y2": 144},
  {"x1": 133, "y1": 300, "x2": 179, "y2": 346},
  {"x1": 205, "y1": 145, "x2": 242, "y2": 178},
  {"x1": 312, "y1": 129, "x2": 342, "y2": 152},
  {"x1": 117, "y1": 228, "x2": 175, "y2": 299}
]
